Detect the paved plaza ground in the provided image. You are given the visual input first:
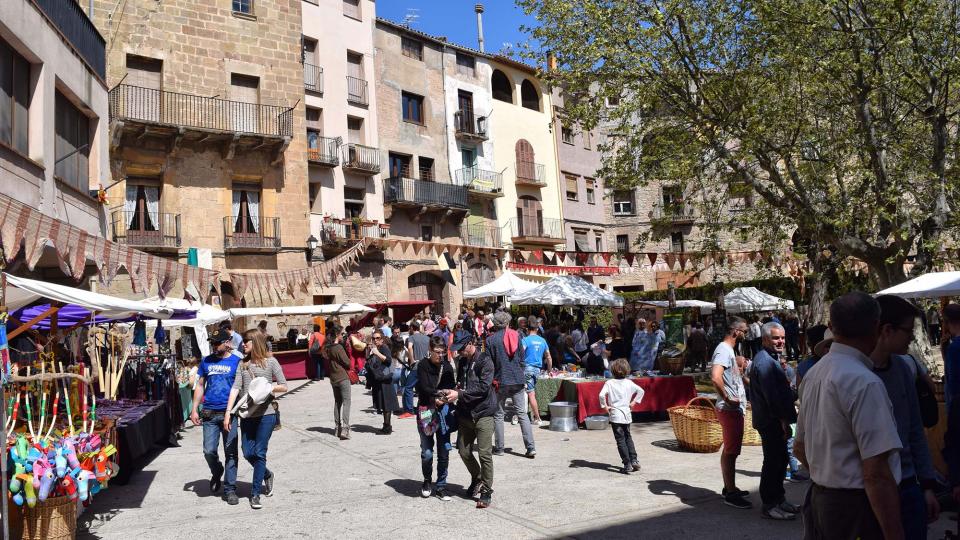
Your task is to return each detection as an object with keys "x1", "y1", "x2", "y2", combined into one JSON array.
[{"x1": 76, "y1": 380, "x2": 957, "y2": 539}]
